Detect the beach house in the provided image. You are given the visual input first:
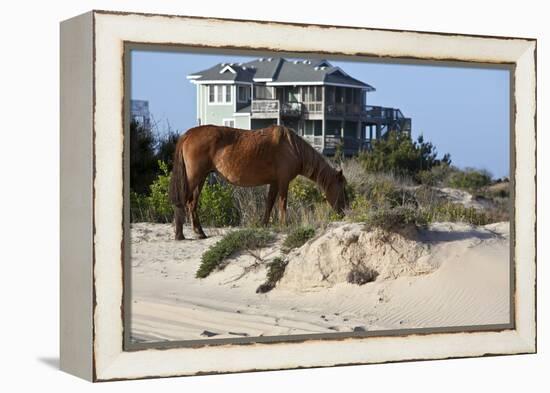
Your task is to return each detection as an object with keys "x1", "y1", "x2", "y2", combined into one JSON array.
[{"x1": 188, "y1": 58, "x2": 411, "y2": 156}]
